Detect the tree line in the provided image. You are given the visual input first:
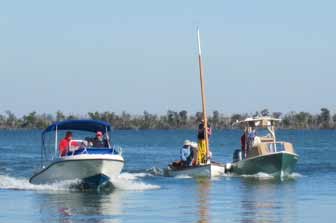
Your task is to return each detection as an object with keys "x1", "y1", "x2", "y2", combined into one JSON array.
[{"x1": 0, "y1": 108, "x2": 336, "y2": 130}]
